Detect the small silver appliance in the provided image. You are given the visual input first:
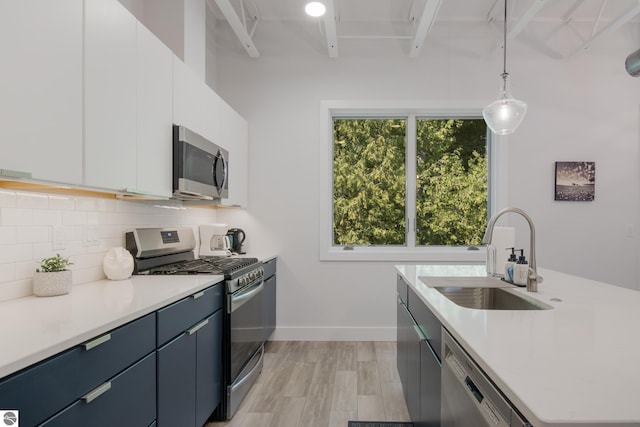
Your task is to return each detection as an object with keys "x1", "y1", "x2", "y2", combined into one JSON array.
[
  {"x1": 173, "y1": 125, "x2": 229, "y2": 201},
  {"x1": 200, "y1": 224, "x2": 232, "y2": 257}
]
